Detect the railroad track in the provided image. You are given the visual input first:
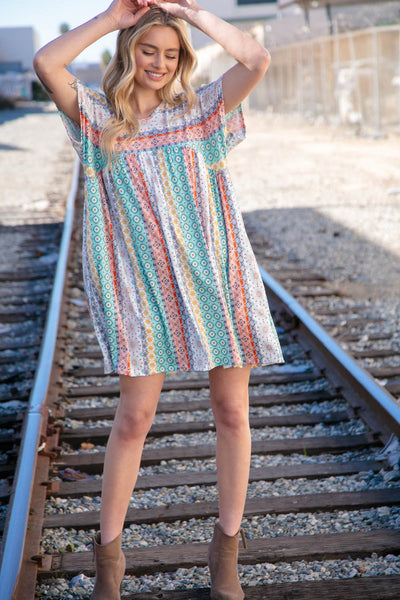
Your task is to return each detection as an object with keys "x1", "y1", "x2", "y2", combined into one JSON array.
[
  {"x1": 269, "y1": 268, "x2": 400, "y2": 400},
  {"x1": 1, "y1": 162, "x2": 400, "y2": 599},
  {"x1": 0, "y1": 205, "x2": 67, "y2": 532},
  {"x1": 0, "y1": 136, "x2": 74, "y2": 542},
  {"x1": 244, "y1": 220, "x2": 400, "y2": 404}
]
